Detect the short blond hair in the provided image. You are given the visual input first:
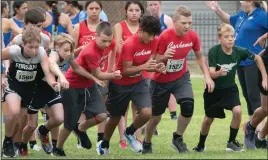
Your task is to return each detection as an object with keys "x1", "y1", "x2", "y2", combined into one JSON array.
[
  {"x1": 217, "y1": 23, "x2": 234, "y2": 37},
  {"x1": 173, "y1": 6, "x2": 192, "y2": 20},
  {"x1": 53, "y1": 33, "x2": 75, "y2": 53},
  {"x1": 22, "y1": 25, "x2": 41, "y2": 44}
]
